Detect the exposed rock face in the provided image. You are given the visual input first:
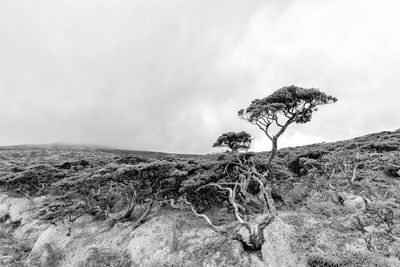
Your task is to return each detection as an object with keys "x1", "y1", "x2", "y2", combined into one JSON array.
[
  {"x1": 261, "y1": 218, "x2": 305, "y2": 267},
  {"x1": 0, "y1": 194, "x2": 35, "y2": 224},
  {"x1": 1, "y1": 193, "x2": 254, "y2": 266},
  {"x1": 2, "y1": 192, "x2": 398, "y2": 267},
  {"x1": 25, "y1": 212, "x2": 253, "y2": 266},
  {"x1": 0, "y1": 194, "x2": 10, "y2": 221},
  {"x1": 125, "y1": 214, "x2": 252, "y2": 266},
  {"x1": 342, "y1": 193, "x2": 366, "y2": 211}
]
